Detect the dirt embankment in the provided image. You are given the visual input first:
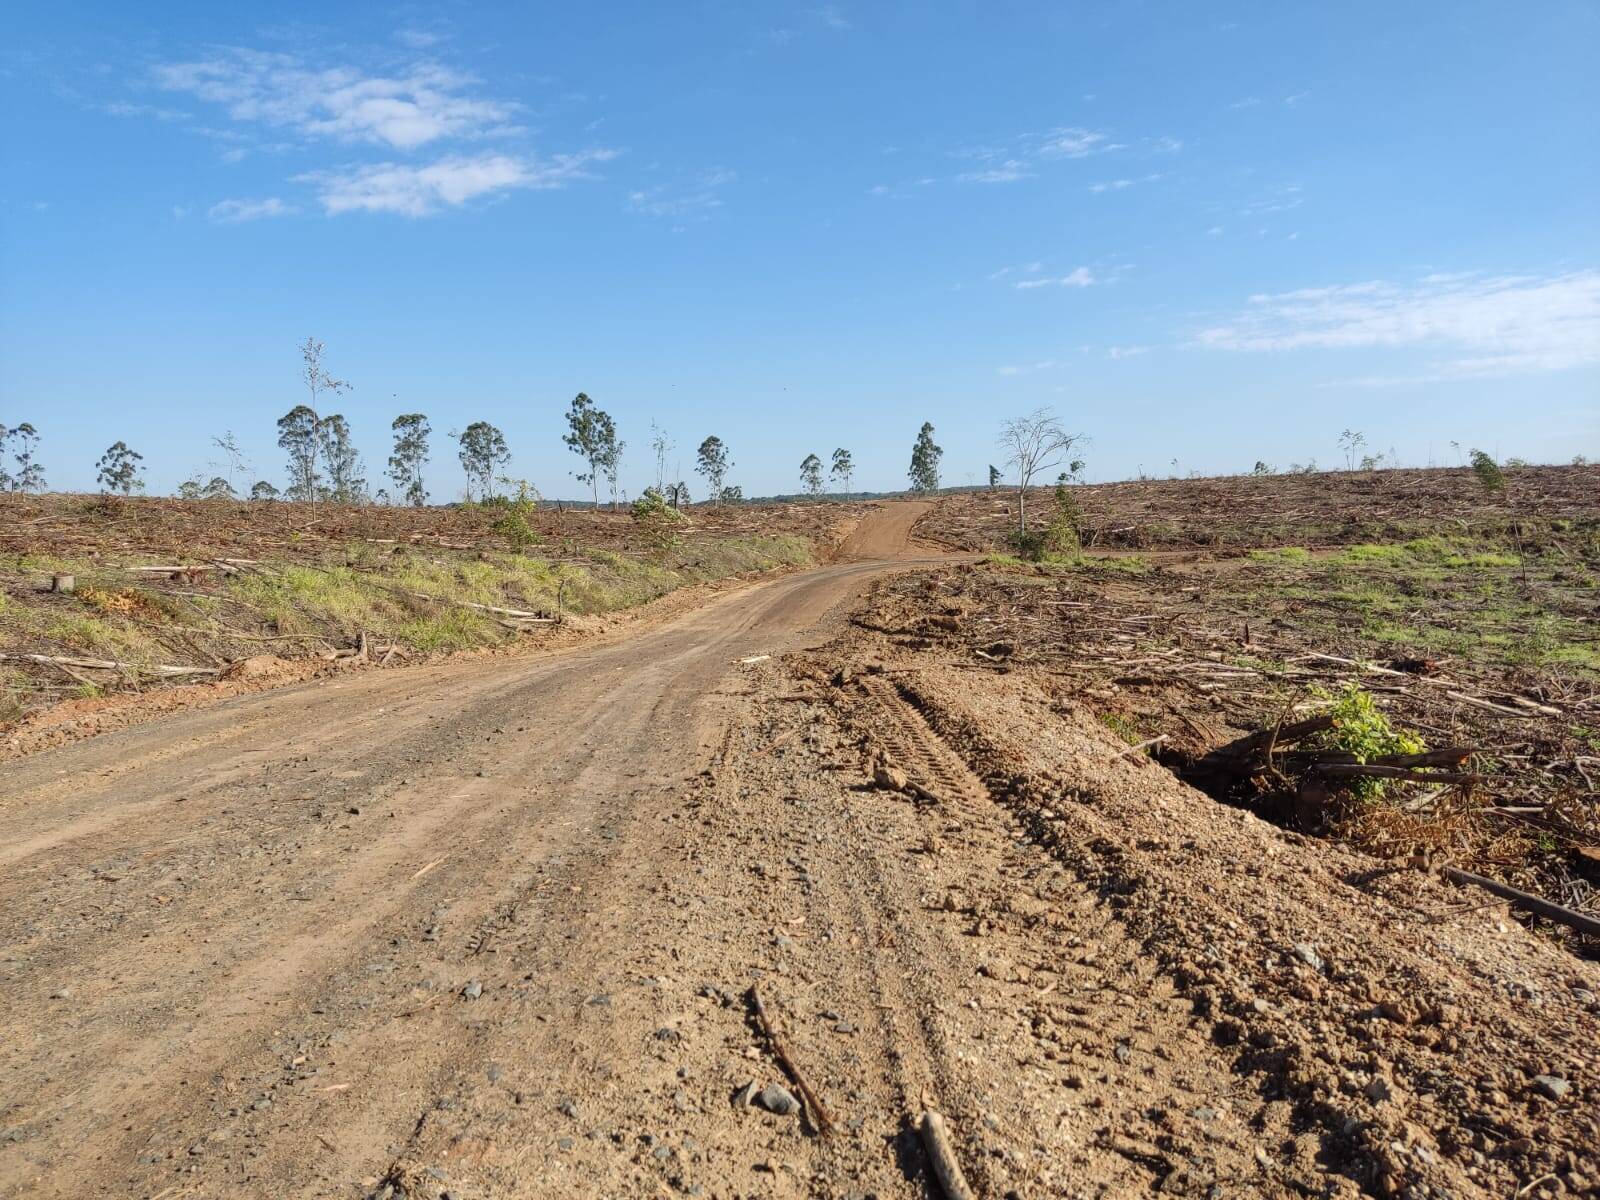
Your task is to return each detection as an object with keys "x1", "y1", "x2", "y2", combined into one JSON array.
[{"x1": 802, "y1": 617, "x2": 1598, "y2": 1198}]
